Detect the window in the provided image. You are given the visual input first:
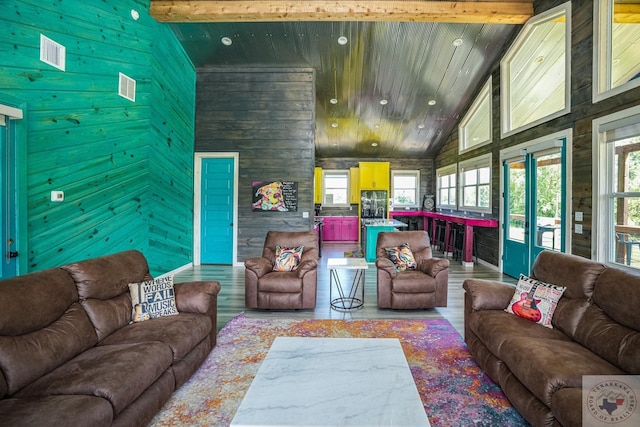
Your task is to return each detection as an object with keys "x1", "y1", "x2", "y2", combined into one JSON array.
[
  {"x1": 594, "y1": 105, "x2": 640, "y2": 269},
  {"x1": 501, "y1": 2, "x2": 571, "y2": 137},
  {"x1": 391, "y1": 170, "x2": 420, "y2": 208},
  {"x1": 459, "y1": 78, "x2": 492, "y2": 153},
  {"x1": 459, "y1": 154, "x2": 492, "y2": 212},
  {"x1": 436, "y1": 165, "x2": 457, "y2": 209},
  {"x1": 594, "y1": 0, "x2": 640, "y2": 102},
  {"x1": 323, "y1": 170, "x2": 350, "y2": 207}
]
